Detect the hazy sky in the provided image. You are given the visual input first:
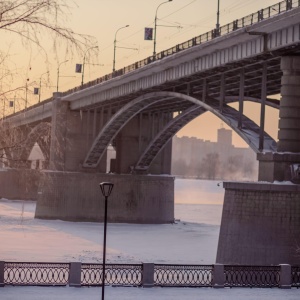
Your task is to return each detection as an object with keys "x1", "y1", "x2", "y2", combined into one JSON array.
[{"x1": 3, "y1": 0, "x2": 282, "y2": 147}]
